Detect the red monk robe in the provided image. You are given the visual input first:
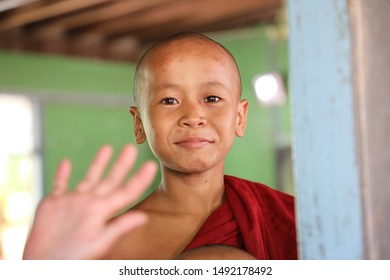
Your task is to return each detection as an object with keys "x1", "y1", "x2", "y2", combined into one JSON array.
[{"x1": 184, "y1": 175, "x2": 297, "y2": 259}]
